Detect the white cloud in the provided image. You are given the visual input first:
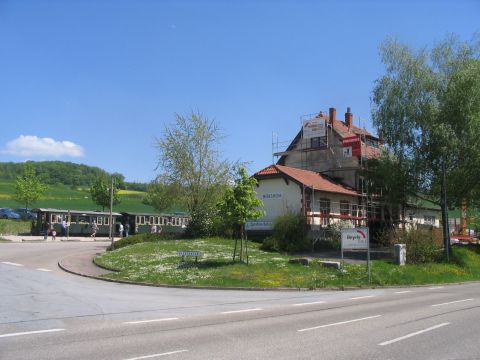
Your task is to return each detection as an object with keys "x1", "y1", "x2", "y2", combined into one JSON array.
[{"x1": 3, "y1": 135, "x2": 85, "y2": 158}]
